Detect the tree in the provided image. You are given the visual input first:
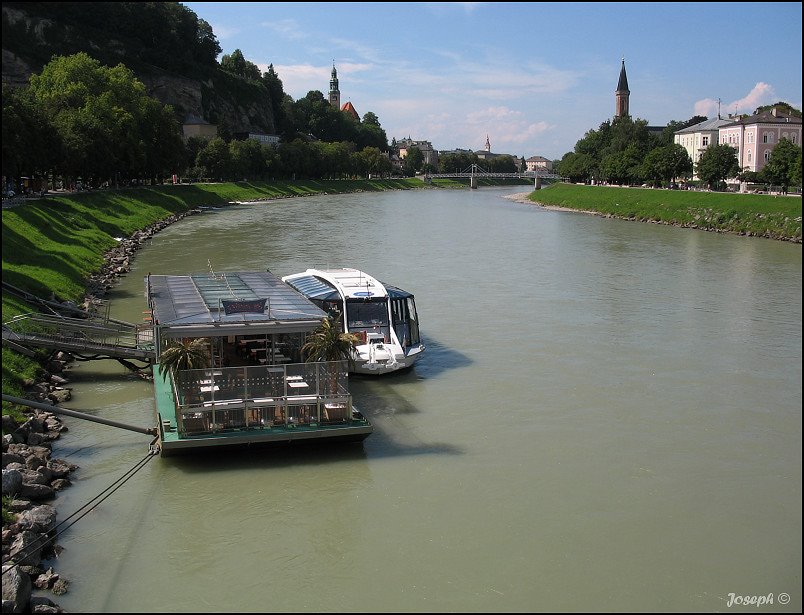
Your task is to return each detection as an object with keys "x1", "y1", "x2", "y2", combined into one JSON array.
[
  {"x1": 352, "y1": 146, "x2": 391, "y2": 178},
  {"x1": 26, "y1": 52, "x2": 185, "y2": 186},
  {"x1": 600, "y1": 144, "x2": 643, "y2": 185},
  {"x1": 2, "y1": 85, "x2": 60, "y2": 187},
  {"x1": 753, "y1": 102, "x2": 802, "y2": 118},
  {"x1": 557, "y1": 152, "x2": 596, "y2": 183},
  {"x1": 158, "y1": 338, "x2": 211, "y2": 380},
  {"x1": 659, "y1": 116, "x2": 708, "y2": 146},
  {"x1": 790, "y1": 149, "x2": 802, "y2": 188},
  {"x1": 696, "y1": 144, "x2": 740, "y2": 190},
  {"x1": 263, "y1": 64, "x2": 287, "y2": 135},
  {"x1": 221, "y1": 49, "x2": 261, "y2": 81},
  {"x1": 301, "y1": 317, "x2": 359, "y2": 394},
  {"x1": 403, "y1": 146, "x2": 423, "y2": 176},
  {"x1": 760, "y1": 138, "x2": 800, "y2": 192},
  {"x1": 229, "y1": 138, "x2": 267, "y2": 180},
  {"x1": 641, "y1": 143, "x2": 692, "y2": 186},
  {"x1": 196, "y1": 137, "x2": 232, "y2": 180}
]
